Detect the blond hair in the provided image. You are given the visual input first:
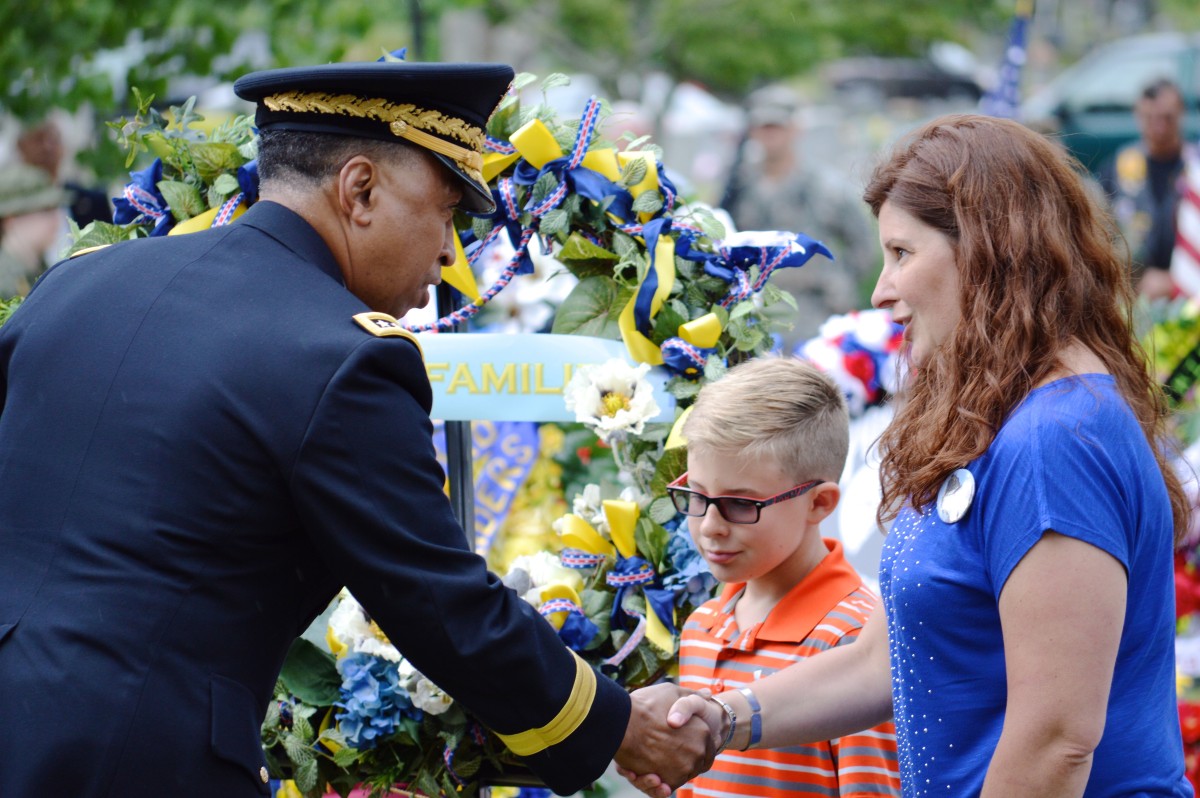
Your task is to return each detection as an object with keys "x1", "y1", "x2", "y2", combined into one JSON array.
[{"x1": 683, "y1": 356, "x2": 849, "y2": 483}]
